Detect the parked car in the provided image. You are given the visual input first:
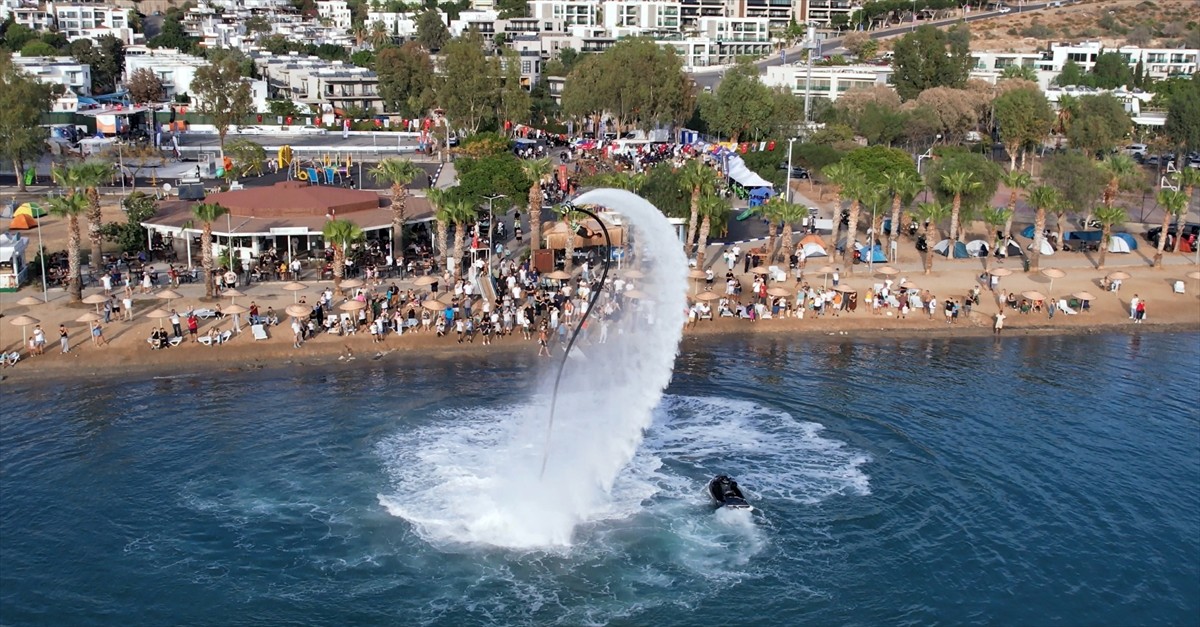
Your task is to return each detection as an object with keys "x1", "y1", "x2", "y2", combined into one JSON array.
[
  {"x1": 777, "y1": 163, "x2": 810, "y2": 179},
  {"x1": 1124, "y1": 143, "x2": 1148, "y2": 158},
  {"x1": 1145, "y1": 223, "x2": 1200, "y2": 244},
  {"x1": 997, "y1": 6, "x2": 1012, "y2": 13}
]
